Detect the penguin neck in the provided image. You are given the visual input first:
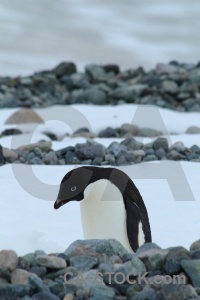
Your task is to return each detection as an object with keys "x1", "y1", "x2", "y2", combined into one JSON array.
[{"x1": 79, "y1": 179, "x2": 133, "y2": 253}]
